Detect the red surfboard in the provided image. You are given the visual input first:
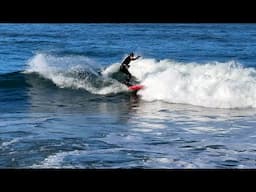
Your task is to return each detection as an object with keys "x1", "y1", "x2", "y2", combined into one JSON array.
[{"x1": 128, "y1": 84, "x2": 144, "y2": 91}]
